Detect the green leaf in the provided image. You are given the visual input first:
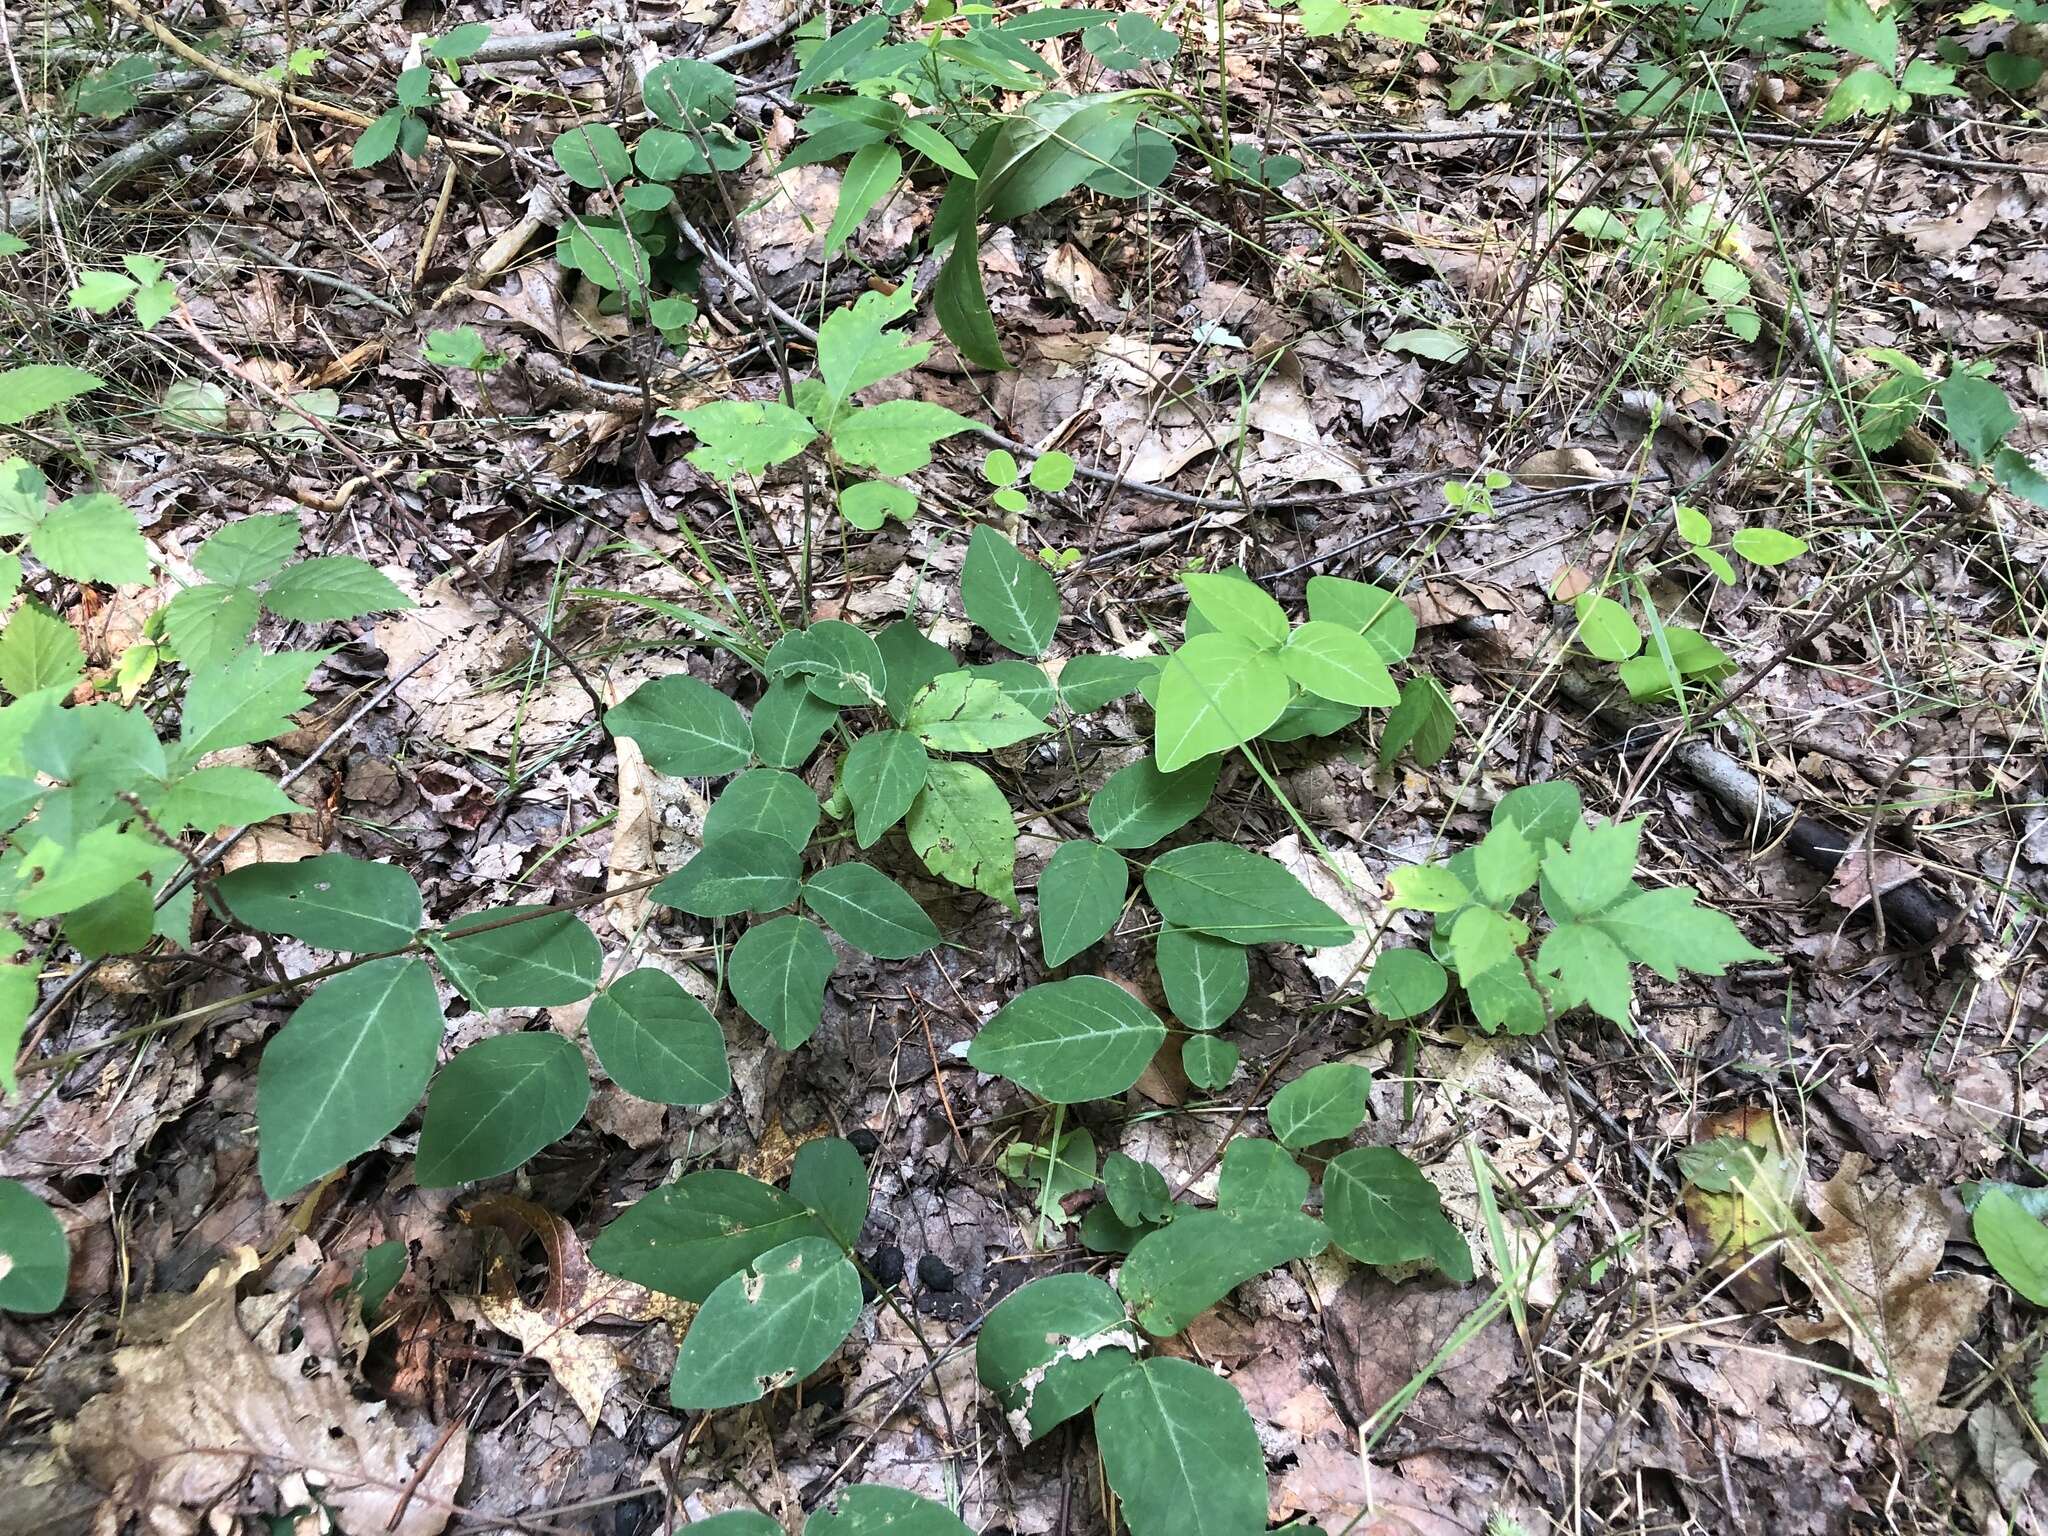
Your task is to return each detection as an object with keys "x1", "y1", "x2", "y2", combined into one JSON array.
[
  {"x1": 1105, "y1": 1152, "x2": 1174, "y2": 1226},
  {"x1": 1493, "y1": 781, "x2": 1581, "y2": 847},
  {"x1": 1354, "y1": 4, "x2": 1436, "y2": 41},
  {"x1": 841, "y1": 731, "x2": 929, "y2": 849},
  {"x1": 1038, "y1": 839, "x2": 1127, "y2": 966},
  {"x1": 1154, "y1": 633, "x2": 1290, "y2": 770},
  {"x1": 1822, "y1": 0, "x2": 1897, "y2": 65},
  {"x1": 0, "y1": 603, "x2": 84, "y2": 696},
  {"x1": 766, "y1": 620, "x2": 888, "y2": 708},
  {"x1": 1116, "y1": 1139, "x2": 1326, "y2": 1333},
  {"x1": 195, "y1": 513, "x2": 299, "y2": 585},
  {"x1": 414, "y1": 1032, "x2": 589, "y2": 1187},
  {"x1": 790, "y1": 1136, "x2": 870, "y2": 1249},
  {"x1": 1473, "y1": 820, "x2": 1539, "y2": 907},
  {"x1": 1365, "y1": 947, "x2": 1448, "y2": 1019},
  {"x1": 810, "y1": 284, "x2": 927, "y2": 429},
  {"x1": 0, "y1": 961, "x2": 37, "y2": 1095},
  {"x1": 796, "y1": 11, "x2": 891, "y2": 91},
  {"x1": 1088, "y1": 753, "x2": 1217, "y2": 849},
  {"x1": 825, "y1": 141, "x2": 901, "y2": 257},
  {"x1": 606, "y1": 673, "x2": 752, "y2": 776},
  {"x1": 1464, "y1": 962, "x2": 1548, "y2": 1034},
  {"x1": 838, "y1": 479, "x2": 916, "y2": 529},
  {"x1": 960, "y1": 526, "x2": 1059, "y2": 655},
  {"x1": 1155, "y1": 925, "x2": 1247, "y2": 1029},
  {"x1": 429, "y1": 907, "x2": 602, "y2": 1008},
  {"x1": 218, "y1": 854, "x2": 423, "y2": 952},
  {"x1": 654, "y1": 833, "x2": 803, "y2": 917},
  {"x1": 1819, "y1": 64, "x2": 1908, "y2": 123},
  {"x1": 1095, "y1": 1357, "x2": 1266, "y2": 1536},
  {"x1": 552, "y1": 123, "x2": 631, "y2": 187},
  {"x1": 803, "y1": 862, "x2": 939, "y2": 957},
  {"x1": 1379, "y1": 673, "x2": 1456, "y2": 767},
  {"x1": 1181, "y1": 1033, "x2": 1238, "y2": 1090},
  {"x1": 749, "y1": 676, "x2": 839, "y2": 768},
  {"x1": 587, "y1": 969, "x2": 731, "y2": 1105},
  {"x1": 149, "y1": 766, "x2": 296, "y2": 833},
  {"x1": 1573, "y1": 594, "x2": 1642, "y2": 661},
  {"x1": 0, "y1": 1179, "x2": 68, "y2": 1315},
  {"x1": 1268, "y1": 1062, "x2": 1372, "y2": 1148},
  {"x1": 1322, "y1": 1145, "x2": 1472, "y2": 1281},
  {"x1": 875, "y1": 619, "x2": 954, "y2": 724},
  {"x1": 904, "y1": 671, "x2": 1048, "y2": 754},
  {"x1": 1993, "y1": 447, "x2": 2048, "y2": 509},
  {"x1": 348, "y1": 1239, "x2": 406, "y2": 1321},
  {"x1": 976, "y1": 1273, "x2": 1139, "y2": 1442},
  {"x1": 1385, "y1": 325, "x2": 1469, "y2": 361},
  {"x1": 997, "y1": 1126, "x2": 1096, "y2": 1226},
  {"x1": 1937, "y1": 371, "x2": 2018, "y2": 462},
  {"x1": 1278, "y1": 620, "x2": 1398, "y2": 707},
  {"x1": 729, "y1": 914, "x2": 838, "y2": 1049},
  {"x1": 1540, "y1": 817, "x2": 1641, "y2": 918},
  {"x1": 29, "y1": 493, "x2": 149, "y2": 584},
  {"x1": 704, "y1": 769, "x2": 820, "y2": 852},
  {"x1": 934, "y1": 235, "x2": 1010, "y2": 372},
  {"x1": 805, "y1": 1487, "x2": 971, "y2": 1536},
  {"x1": 898, "y1": 114, "x2": 979, "y2": 178},
  {"x1": 967, "y1": 976, "x2": 1166, "y2": 1103},
  {"x1": 1180, "y1": 570, "x2": 1287, "y2": 647},
  {"x1": 643, "y1": 56, "x2": 738, "y2": 127},
  {"x1": 256, "y1": 956, "x2": 442, "y2": 1198},
  {"x1": 1449, "y1": 905, "x2": 1524, "y2": 982},
  {"x1": 1057, "y1": 654, "x2": 1159, "y2": 713},
  {"x1": 831, "y1": 400, "x2": 980, "y2": 475},
  {"x1": 591, "y1": 1169, "x2": 830, "y2": 1301},
  {"x1": 430, "y1": 21, "x2": 491, "y2": 59},
  {"x1": 1975, "y1": 1191, "x2": 2048, "y2": 1307},
  {"x1": 0, "y1": 365, "x2": 103, "y2": 424},
  {"x1": 1728, "y1": 526, "x2": 1808, "y2": 567},
  {"x1": 968, "y1": 659, "x2": 1055, "y2": 720},
  {"x1": 351, "y1": 106, "x2": 405, "y2": 167},
  {"x1": 1593, "y1": 884, "x2": 1769, "y2": 978},
  {"x1": 175, "y1": 647, "x2": 321, "y2": 760},
  {"x1": 68, "y1": 270, "x2": 138, "y2": 314},
  {"x1": 907, "y1": 759, "x2": 1019, "y2": 909},
  {"x1": 1538, "y1": 921, "x2": 1634, "y2": 1024},
  {"x1": 163, "y1": 584, "x2": 262, "y2": 669},
  {"x1": 981, "y1": 93, "x2": 1145, "y2": 222},
  {"x1": 260, "y1": 555, "x2": 411, "y2": 621},
  {"x1": 1145, "y1": 842, "x2": 1351, "y2": 946},
  {"x1": 669, "y1": 1236, "x2": 861, "y2": 1409},
  {"x1": 671, "y1": 400, "x2": 816, "y2": 482}
]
